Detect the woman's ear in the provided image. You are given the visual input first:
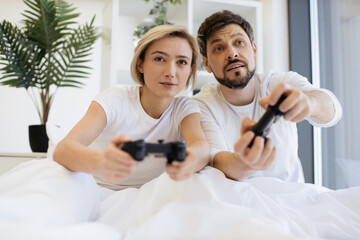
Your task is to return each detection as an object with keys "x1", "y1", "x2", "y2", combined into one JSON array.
[
  {"x1": 137, "y1": 59, "x2": 144, "y2": 73},
  {"x1": 202, "y1": 56, "x2": 212, "y2": 73}
]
